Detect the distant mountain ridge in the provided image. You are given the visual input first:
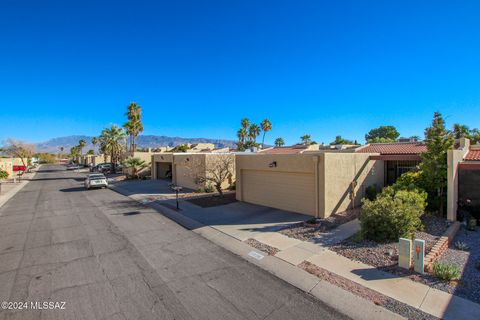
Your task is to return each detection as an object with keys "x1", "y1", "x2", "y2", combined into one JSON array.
[{"x1": 35, "y1": 135, "x2": 237, "y2": 152}]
